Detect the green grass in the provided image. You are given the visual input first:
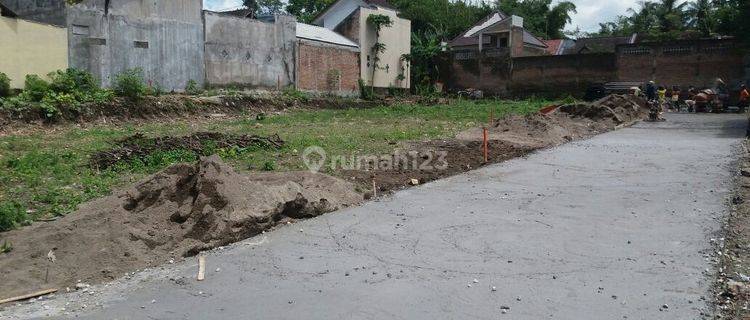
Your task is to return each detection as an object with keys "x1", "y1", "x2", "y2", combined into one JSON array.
[{"x1": 0, "y1": 98, "x2": 551, "y2": 231}]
